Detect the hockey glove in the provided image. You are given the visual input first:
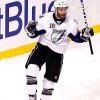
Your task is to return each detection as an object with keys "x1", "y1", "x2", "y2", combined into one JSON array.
[
  {"x1": 25, "y1": 20, "x2": 38, "y2": 38},
  {"x1": 80, "y1": 27, "x2": 94, "y2": 42}
]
